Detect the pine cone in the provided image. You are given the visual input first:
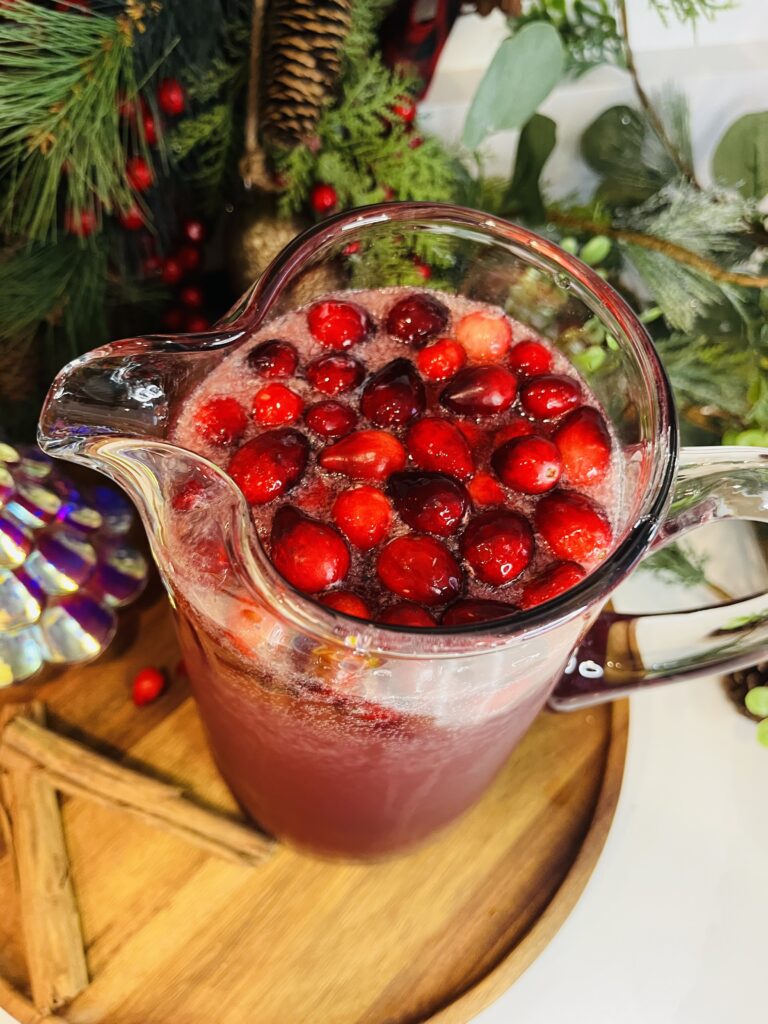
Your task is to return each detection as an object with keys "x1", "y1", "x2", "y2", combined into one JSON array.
[
  {"x1": 723, "y1": 661, "x2": 768, "y2": 721},
  {"x1": 261, "y1": 0, "x2": 352, "y2": 149}
]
